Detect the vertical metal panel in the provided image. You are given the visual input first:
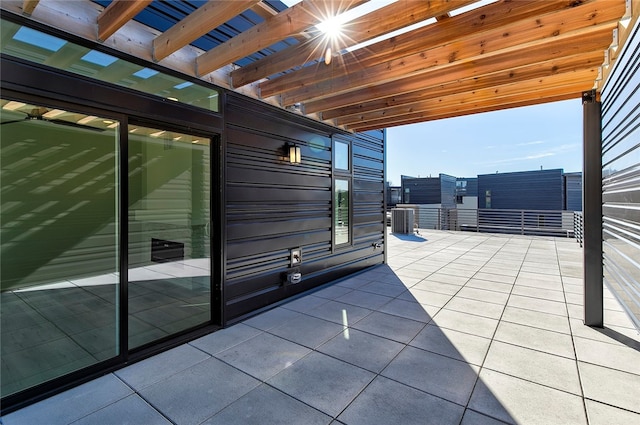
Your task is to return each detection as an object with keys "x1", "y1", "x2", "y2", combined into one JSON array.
[
  {"x1": 223, "y1": 94, "x2": 384, "y2": 322},
  {"x1": 564, "y1": 173, "x2": 583, "y2": 211},
  {"x1": 440, "y1": 174, "x2": 457, "y2": 208},
  {"x1": 600, "y1": 18, "x2": 640, "y2": 331},
  {"x1": 583, "y1": 90, "x2": 604, "y2": 327}
]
